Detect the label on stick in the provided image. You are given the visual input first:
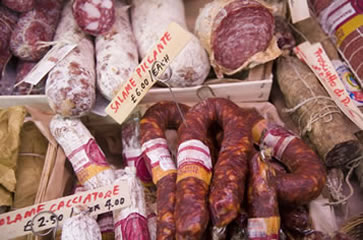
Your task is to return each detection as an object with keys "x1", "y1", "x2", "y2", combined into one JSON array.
[
  {"x1": 0, "y1": 180, "x2": 130, "y2": 239},
  {"x1": 288, "y1": 0, "x2": 311, "y2": 23},
  {"x1": 105, "y1": 22, "x2": 193, "y2": 124},
  {"x1": 294, "y1": 42, "x2": 363, "y2": 130}
]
